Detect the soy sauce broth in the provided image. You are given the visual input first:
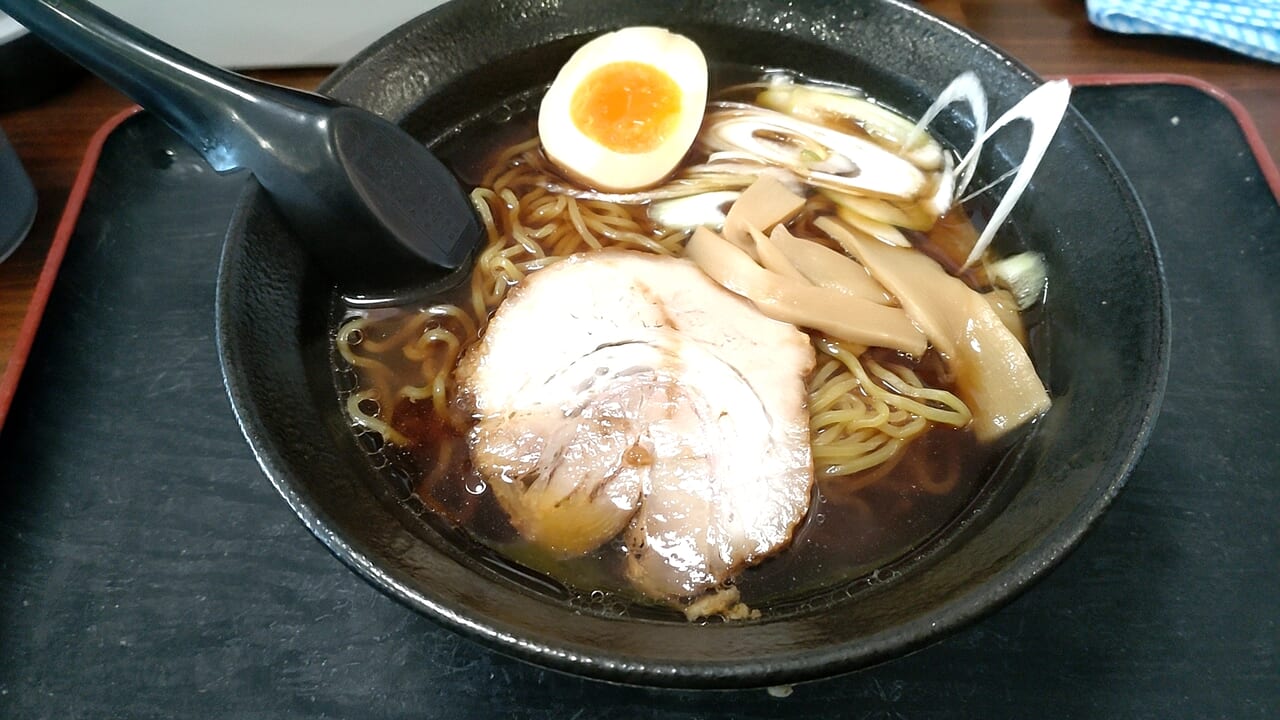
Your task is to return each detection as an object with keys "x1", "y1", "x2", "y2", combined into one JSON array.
[{"x1": 330, "y1": 67, "x2": 1033, "y2": 621}]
